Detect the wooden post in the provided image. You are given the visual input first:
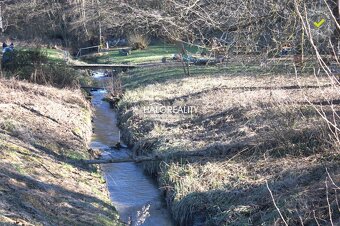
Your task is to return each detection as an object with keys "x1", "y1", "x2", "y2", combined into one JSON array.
[
  {"x1": 338, "y1": 0, "x2": 340, "y2": 55},
  {"x1": 97, "y1": 0, "x2": 102, "y2": 51},
  {"x1": 338, "y1": 0, "x2": 340, "y2": 20},
  {"x1": 0, "y1": 5, "x2": 3, "y2": 33},
  {"x1": 99, "y1": 23, "x2": 102, "y2": 48},
  {"x1": 301, "y1": 27, "x2": 304, "y2": 63}
]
